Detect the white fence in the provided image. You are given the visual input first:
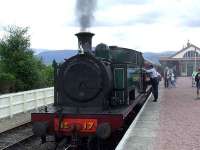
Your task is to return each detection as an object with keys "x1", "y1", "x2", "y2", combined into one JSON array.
[{"x1": 0, "y1": 87, "x2": 54, "y2": 119}]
